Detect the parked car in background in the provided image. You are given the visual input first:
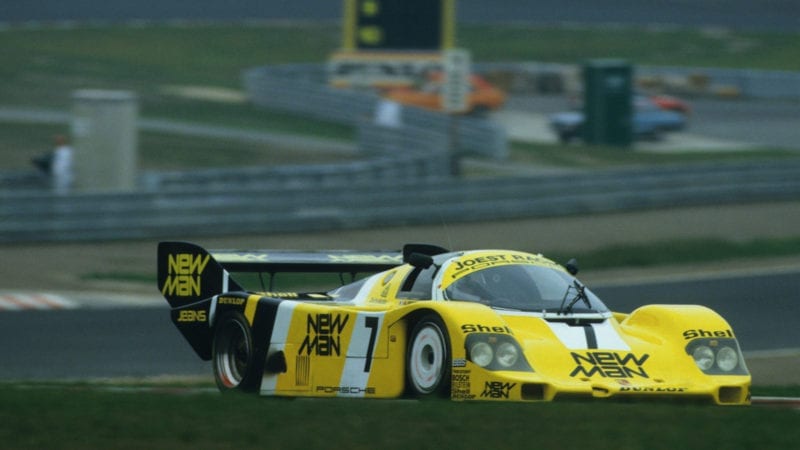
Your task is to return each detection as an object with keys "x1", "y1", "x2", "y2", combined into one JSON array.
[
  {"x1": 383, "y1": 72, "x2": 506, "y2": 115},
  {"x1": 550, "y1": 95, "x2": 687, "y2": 143},
  {"x1": 648, "y1": 93, "x2": 692, "y2": 115}
]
